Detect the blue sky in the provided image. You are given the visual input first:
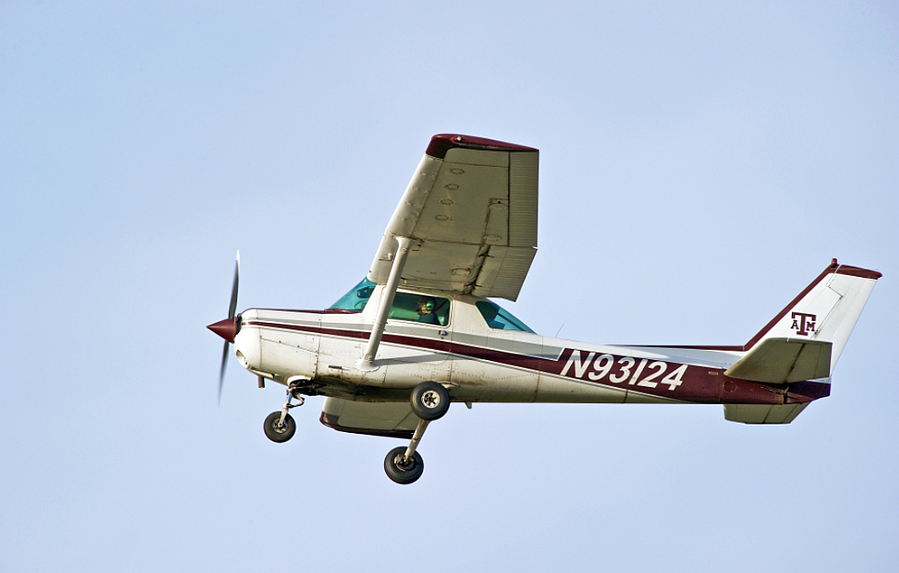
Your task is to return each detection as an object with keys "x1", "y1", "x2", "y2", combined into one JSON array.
[{"x1": 2, "y1": 2, "x2": 897, "y2": 571}]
